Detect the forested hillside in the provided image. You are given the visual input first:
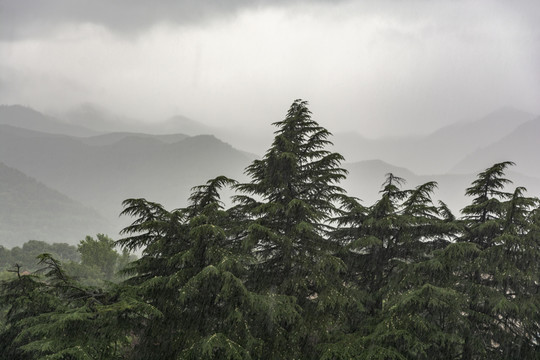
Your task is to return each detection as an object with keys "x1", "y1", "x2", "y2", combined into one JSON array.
[{"x1": 1, "y1": 100, "x2": 539, "y2": 359}]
